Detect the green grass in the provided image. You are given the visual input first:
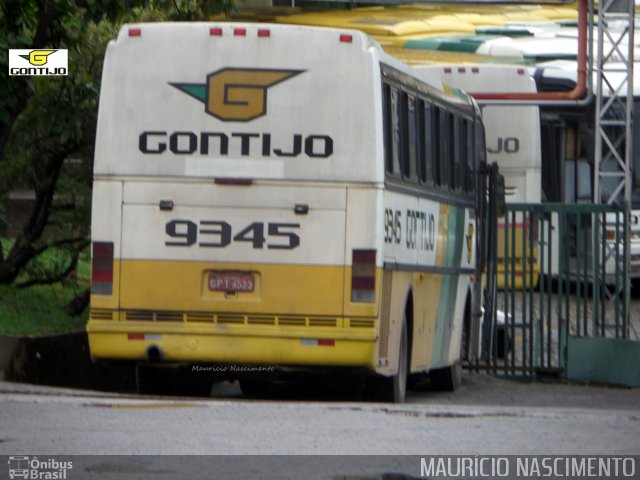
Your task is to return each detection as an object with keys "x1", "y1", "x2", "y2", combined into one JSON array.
[
  {"x1": 0, "y1": 282, "x2": 88, "y2": 336},
  {"x1": 0, "y1": 239, "x2": 90, "y2": 336}
]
